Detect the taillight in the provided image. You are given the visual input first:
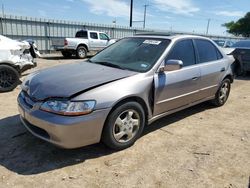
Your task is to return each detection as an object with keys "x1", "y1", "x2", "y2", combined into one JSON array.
[{"x1": 64, "y1": 39, "x2": 68, "y2": 46}]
